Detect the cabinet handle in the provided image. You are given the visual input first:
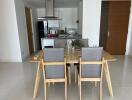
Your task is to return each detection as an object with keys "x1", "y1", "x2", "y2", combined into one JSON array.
[{"x1": 108, "y1": 32, "x2": 110, "y2": 38}]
